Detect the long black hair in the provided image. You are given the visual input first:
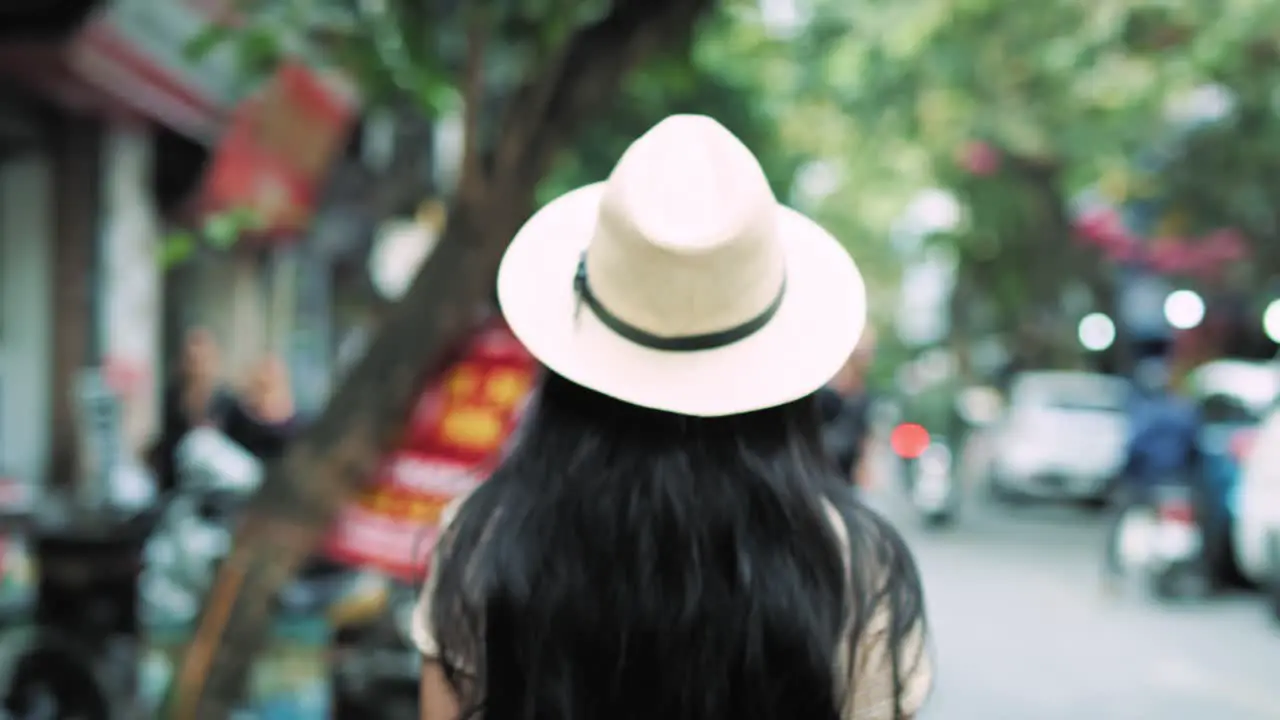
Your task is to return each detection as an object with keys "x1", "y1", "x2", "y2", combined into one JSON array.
[{"x1": 429, "y1": 371, "x2": 926, "y2": 720}]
